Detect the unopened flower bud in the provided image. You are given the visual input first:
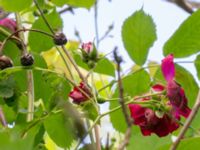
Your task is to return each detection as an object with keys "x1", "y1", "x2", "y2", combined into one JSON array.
[
  {"x1": 97, "y1": 97, "x2": 106, "y2": 104},
  {"x1": 20, "y1": 53, "x2": 34, "y2": 66},
  {"x1": 81, "y1": 42, "x2": 93, "y2": 53},
  {"x1": 0, "y1": 18, "x2": 17, "y2": 33},
  {"x1": 0, "y1": 55, "x2": 13, "y2": 69},
  {"x1": 53, "y1": 32, "x2": 67, "y2": 45},
  {"x1": 81, "y1": 42, "x2": 98, "y2": 64}
]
